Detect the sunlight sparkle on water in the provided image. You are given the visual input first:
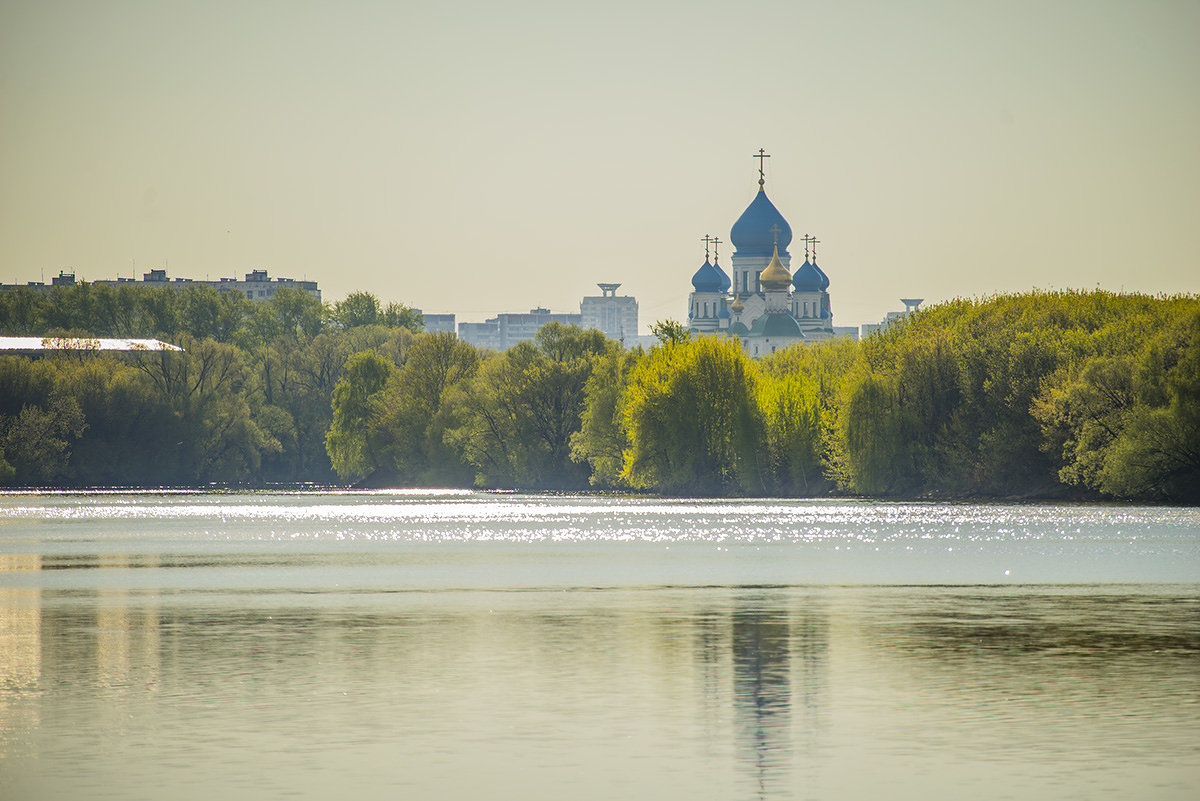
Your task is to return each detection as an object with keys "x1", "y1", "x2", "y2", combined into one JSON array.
[{"x1": 2, "y1": 493, "x2": 1195, "y2": 551}]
